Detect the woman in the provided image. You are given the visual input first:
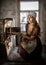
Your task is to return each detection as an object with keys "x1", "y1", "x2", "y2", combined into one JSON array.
[{"x1": 19, "y1": 12, "x2": 42, "y2": 61}]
